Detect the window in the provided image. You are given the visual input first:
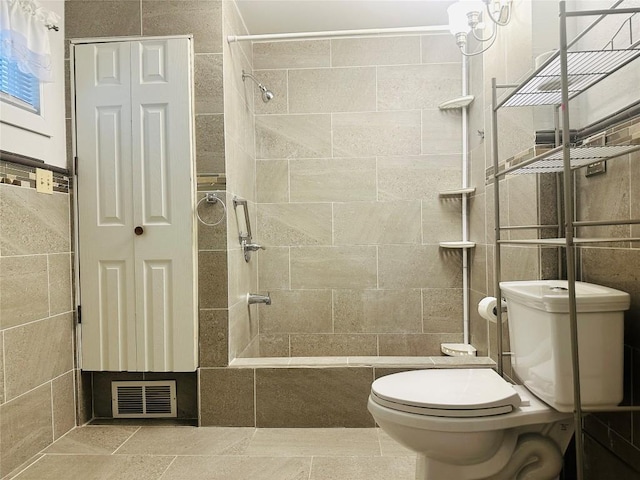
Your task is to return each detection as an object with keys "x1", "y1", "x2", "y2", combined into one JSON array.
[{"x1": 0, "y1": 54, "x2": 41, "y2": 114}]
